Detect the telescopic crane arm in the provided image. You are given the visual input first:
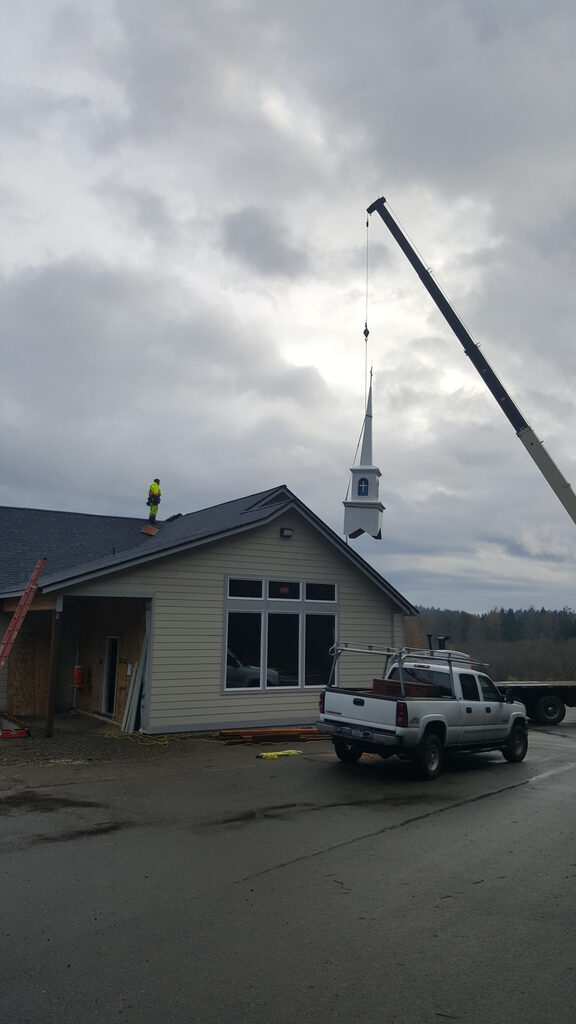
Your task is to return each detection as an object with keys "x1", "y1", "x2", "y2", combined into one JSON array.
[{"x1": 367, "y1": 196, "x2": 576, "y2": 529}]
